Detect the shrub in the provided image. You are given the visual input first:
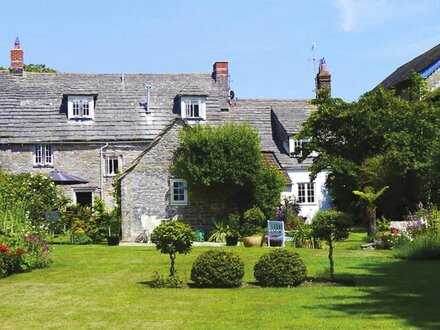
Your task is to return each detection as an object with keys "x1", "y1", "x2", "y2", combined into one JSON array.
[
  {"x1": 254, "y1": 249, "x2": 306, "y2": 287},
  {"x1": 288, "y1": 220, "x2": 321, "y2": 249},
  {"x1": 394, "y1": 232, "x2": 440, "y2": 259},
  {"x1": 241, "y1": 206, "x2": 265, "y2": 237},
  {"x1": 373, "y1": 234, "x2": 393, "y2": 250},
  {"x1": 74, "y1": 234, "x2": 93, "y2": 245},
  {"x1": 150, "y1": 220, "x2": 195, "y2": 276},
  {"x1": 191, "y1": 250, "x2": 244, "y2": 288},
  {"x1": 148, "y1": 272, "x2": 183, "y2": 288},
  {"x1": 0, "y1": 170, "x2": 68, "y2": 232}
]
